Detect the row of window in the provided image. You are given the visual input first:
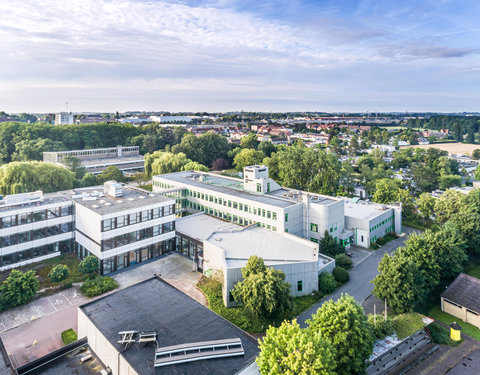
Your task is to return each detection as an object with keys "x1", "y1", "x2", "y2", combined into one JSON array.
[
  {"x1": 0, "y1": 240, "x2": 71, "y2": 267},
  {"x1": 102, "y1": 221, "x2": 175, "y2": 251},
  {"x1": 370, "y1": 216, "x2": 394, "y2": 232},
  {"x1": 102, "y1": 204, "x2": 175, "y2": 232},
  {"x1": 0, "y1": 206, "x2": 73, "y2": 229},
  {"x1": 187, "y1": 190, "x2": 278, "y2": 220},
  {"x1": 189, "y1": 202, "x2": 278, "y2": 231},
  {"x1": 1, "y1": 223, "x2": 73, "y2": 248}
]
